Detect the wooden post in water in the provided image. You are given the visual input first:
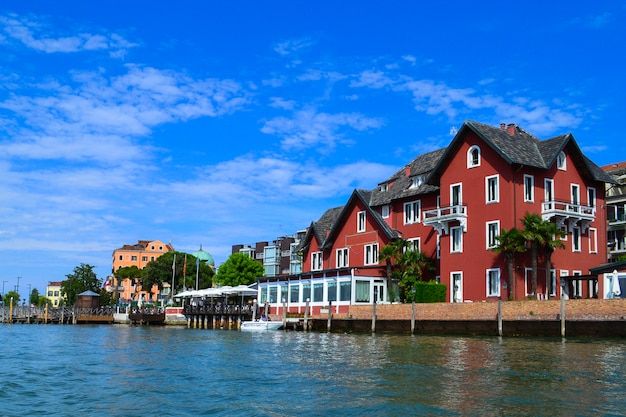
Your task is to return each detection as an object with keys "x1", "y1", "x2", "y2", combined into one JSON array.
[
  {"x1": 497, "y1": 298, "x2": 503, "y2": 336},
  {"x1": 304, "y1": 298, "x2": 310, "y2": 331},
  {"x1": 371, "y1": 301, "x2": 377, "y2": 333},
  {"x1": 44, "y1": 304, "x2": 48, "y2": 324},
  {"x1": 411, "y1": 301, "x2": 416, "y2": 334},
  {"x1": 327, "y1": 301, "x2": 332, "y2": 332},
  {"x1": 252, "y1": 299, "x2": 257, "y2": 322},
  {"x1": 560, "y1": 296, "x2": 566, "y2": 338},
  {"x1": 282, "y1": 300, "x2": 287, "y2": 331}
]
